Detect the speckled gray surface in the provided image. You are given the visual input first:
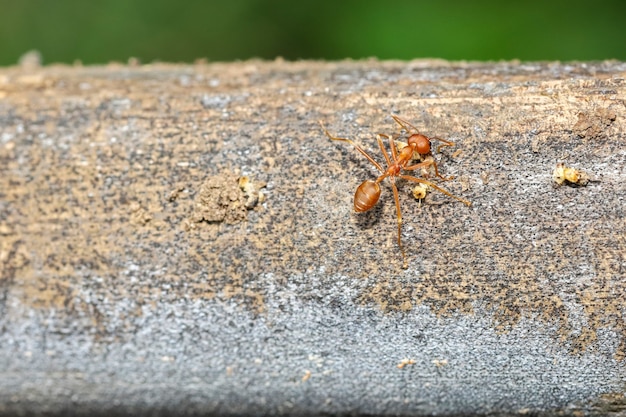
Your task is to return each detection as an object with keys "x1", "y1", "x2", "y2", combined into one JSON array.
[
  {"x1": 0, "y1": 60, "x2": 625, "y2": 416},
  {"x1": 1, "y1": 295, "x2": 624, "y2": 415}
]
